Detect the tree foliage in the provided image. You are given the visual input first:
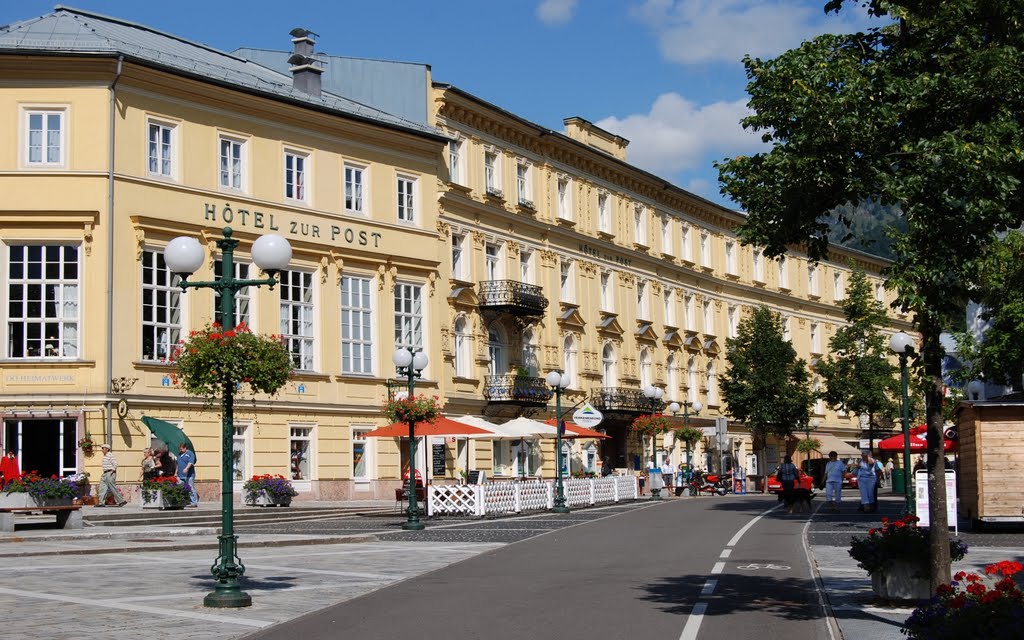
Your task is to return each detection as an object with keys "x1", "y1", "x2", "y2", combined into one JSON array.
[
  {"x1": 715, "y1": 0, "x2": 1024, "y2": 587},
  {"x1": 721, "y1": 306, "x2": 814, "y2": 444}
]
